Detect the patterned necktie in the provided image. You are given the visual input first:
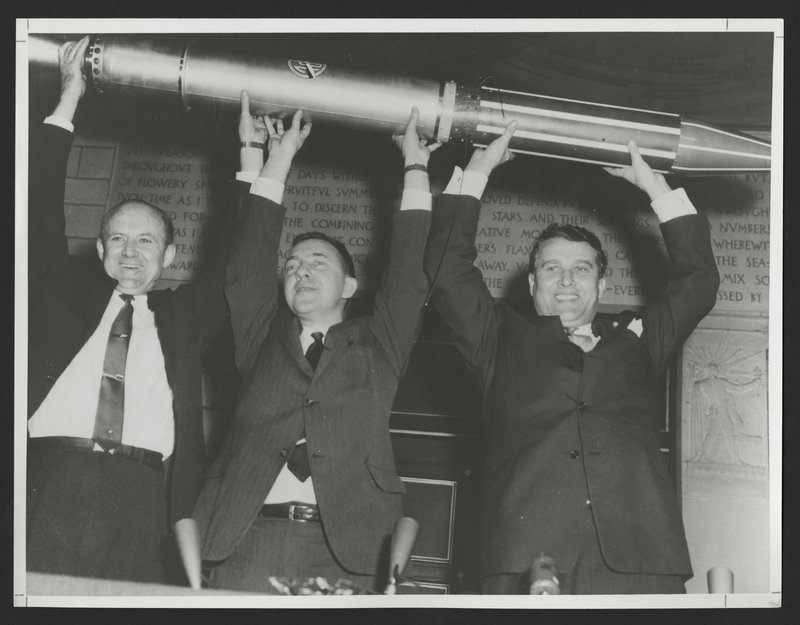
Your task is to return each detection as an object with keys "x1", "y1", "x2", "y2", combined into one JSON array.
[
  {"x1": 93, "y1": 294, "x2": 134, "y2": 451},
  {"x1": 287, "y1": 332, "x2": 325, "y2": 482},
  {"x1": 565, "y1": 326, "x2": 595, "y2": 353}
]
